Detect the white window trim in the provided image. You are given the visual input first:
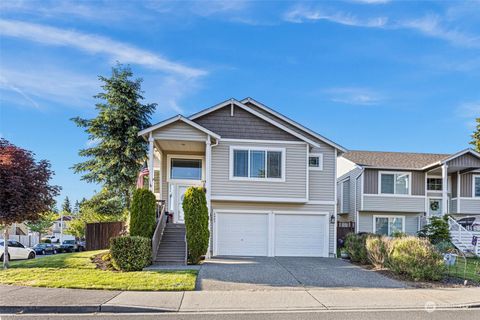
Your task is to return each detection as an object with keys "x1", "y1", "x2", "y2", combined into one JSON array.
[
  {"x1": 378, "y1": 171, "x2": 412, "y2": 196},
  {"x1": 229, "y1": 146, "x2": 286, "y2": 182},
  {"x1": 426, "y1": 175, "x2": 443, "y2": 193},
  {"x1": 373, "y1": 215, "x2": 406, "y2": 236},
  {"x1": 167, "y1": 154, "x2": 205, "y2": 183},
  {"x1": 308, "y1": 153, "x2": 323, "y2": 171},
  {"x1": 473, "y1": 174, "x2": 480, "y2": 198}
]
